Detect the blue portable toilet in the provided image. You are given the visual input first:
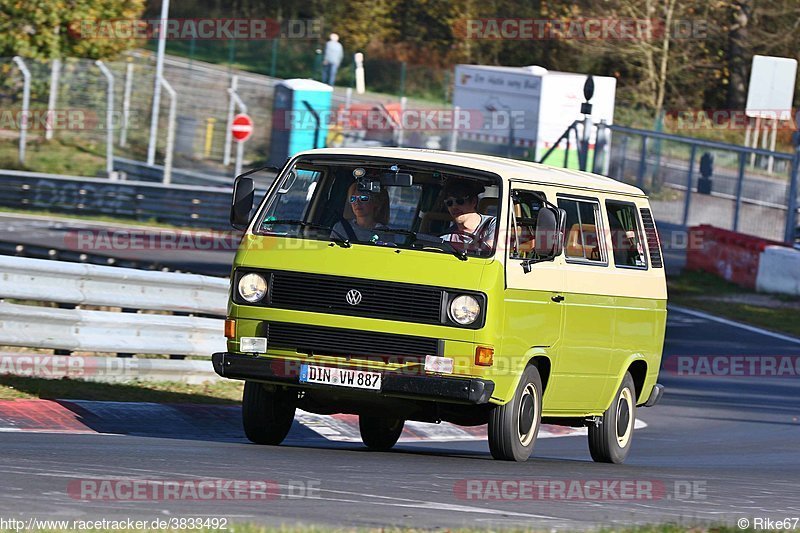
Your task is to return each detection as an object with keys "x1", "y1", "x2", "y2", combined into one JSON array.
[{"x1": 268, "y1": 79, "x2": 333, "y2": 165}]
